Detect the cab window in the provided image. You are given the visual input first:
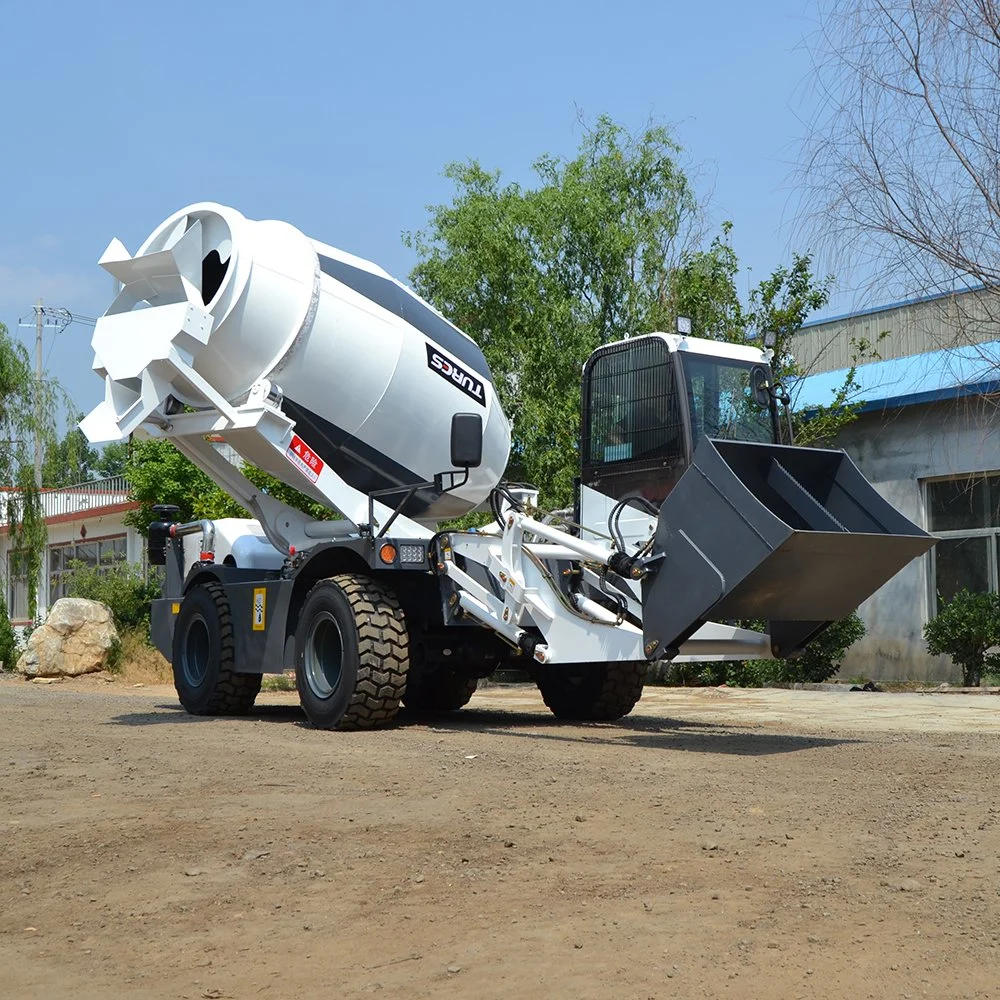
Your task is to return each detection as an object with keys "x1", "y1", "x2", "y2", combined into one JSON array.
[
  {"x1": 681, "y1": 355, "x2": 775, "y2": 444},
  {"x1": 584, "y1": 340, "x2": 683, "y2": 465}
]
